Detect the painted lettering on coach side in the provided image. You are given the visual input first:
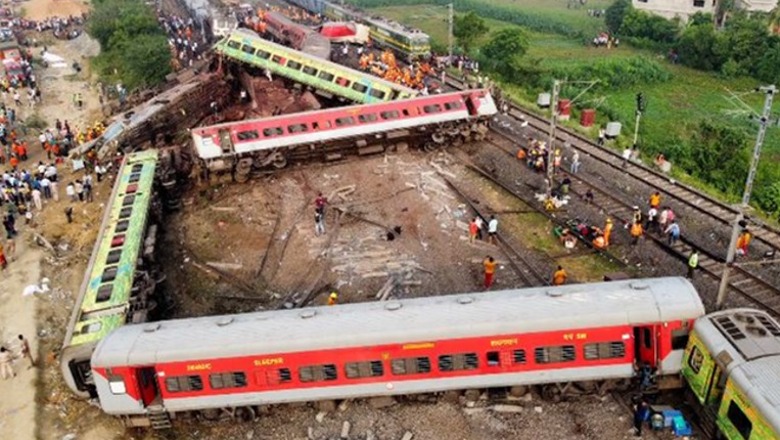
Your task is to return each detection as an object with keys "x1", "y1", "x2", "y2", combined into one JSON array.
[
  {"x1": 186, "y1": 363, "x2": 212, "y2": 371},
  {"x1": 563, "y1": 333, "x2": 588, "y2": 341},
  {"x1": 254, "y1": 357, "x2": 284, "y2": 366},
  {"x1": 402, "y1": 343, "x2": 435, "y2": 350},
  {"x1": 490, "y1": 338, "x2": 518, "y2": 347}
]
